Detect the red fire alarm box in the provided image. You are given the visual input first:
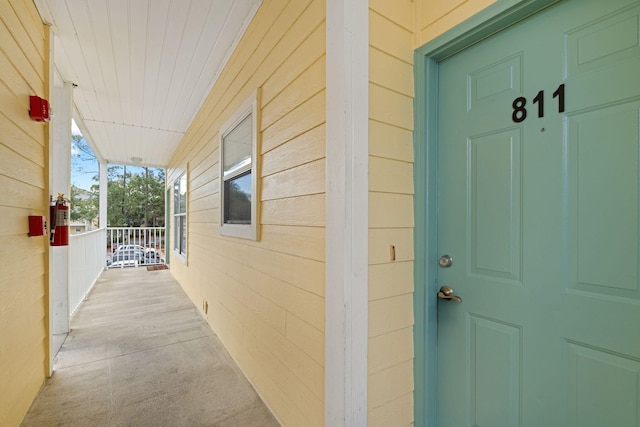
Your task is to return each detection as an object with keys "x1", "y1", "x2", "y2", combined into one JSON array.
[
  {"x1": 29, "y1": 96, "x2": 50, "y2": 122},
  {"x1": 29, "y1": 215, "x2": 47, "y2": 236}
]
